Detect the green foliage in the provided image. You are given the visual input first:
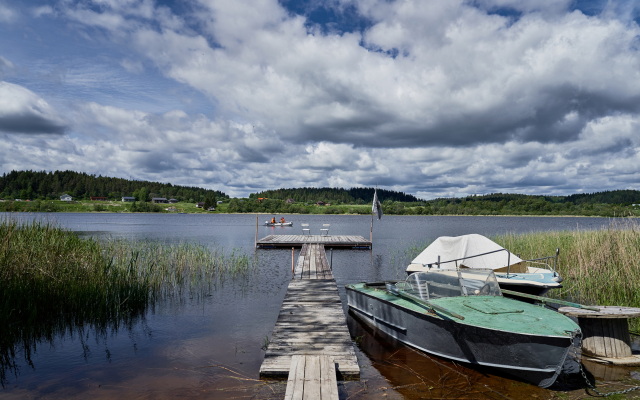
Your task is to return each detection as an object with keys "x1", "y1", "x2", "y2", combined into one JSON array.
[
  {"x1": 0, "y1": 170, "x2": 227, "y2": 203},
  {"x1": 128, "y1": 201, "x2": 163, "y2": 213},
  {"x1": 203, "y1": 193, "x2": 217, "y2": 211},
  {"x1": 415, "y1": 192, "x2": 640, "y2": 217},
  {"x1": 253, "y1": 187, "x2": 419, "y2": 204}
]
